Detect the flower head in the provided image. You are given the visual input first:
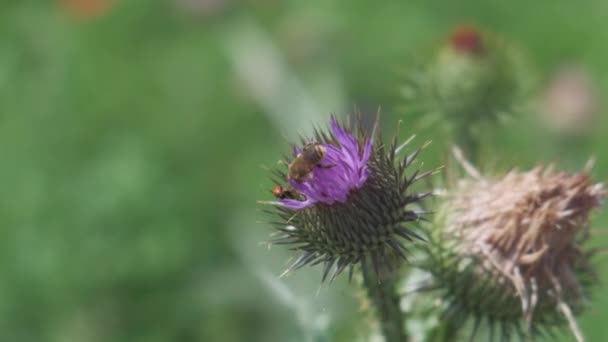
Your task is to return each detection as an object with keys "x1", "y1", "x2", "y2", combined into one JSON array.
[
  {"x1": 450, "y1": 25, "x2": 484, "y2": 55},
  {"x1": 61, "y1": 0, "x2": 113, "y2": 19},
  {"x1": 421, "y1": 156, "x2": 604, "y2": 341},
  {"x1": 282, "y1": 116, "x2": 372, "y2": 209},
  {"x1": 399, "y1": 25, "x2": 533, "y2": 142},
  {"x1": 541, "y1": 65, "x2": 597, "y2": 136},
  {"x1": 264, "y1": 114, "x2": 438, "y2": 282}
]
